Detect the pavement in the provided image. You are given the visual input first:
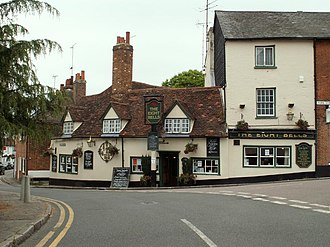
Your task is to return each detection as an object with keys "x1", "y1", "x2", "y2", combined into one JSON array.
[{"x1": 0, "y1": 173, "x2": 51, "y2": 247}]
